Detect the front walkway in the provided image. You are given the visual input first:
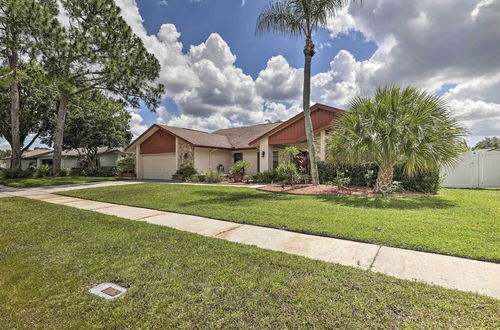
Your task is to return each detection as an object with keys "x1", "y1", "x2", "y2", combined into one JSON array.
[{"x1": 1, "y1": 181, "x2": 499, "y2": 300}]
